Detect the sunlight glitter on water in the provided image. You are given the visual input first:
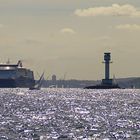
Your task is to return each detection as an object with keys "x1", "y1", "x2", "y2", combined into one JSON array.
[{"x1": 0, "y1": 88, "x2": 140, "y2": 139}]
